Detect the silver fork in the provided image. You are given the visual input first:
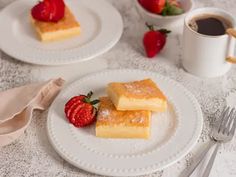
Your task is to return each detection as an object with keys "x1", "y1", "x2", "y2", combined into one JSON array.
[
  {"x1": 180, "y1": 106, "x2": 236, "y2": 177},
  {"x1": 202, "y1": 106, "x2": 236, "y2": 177}
]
